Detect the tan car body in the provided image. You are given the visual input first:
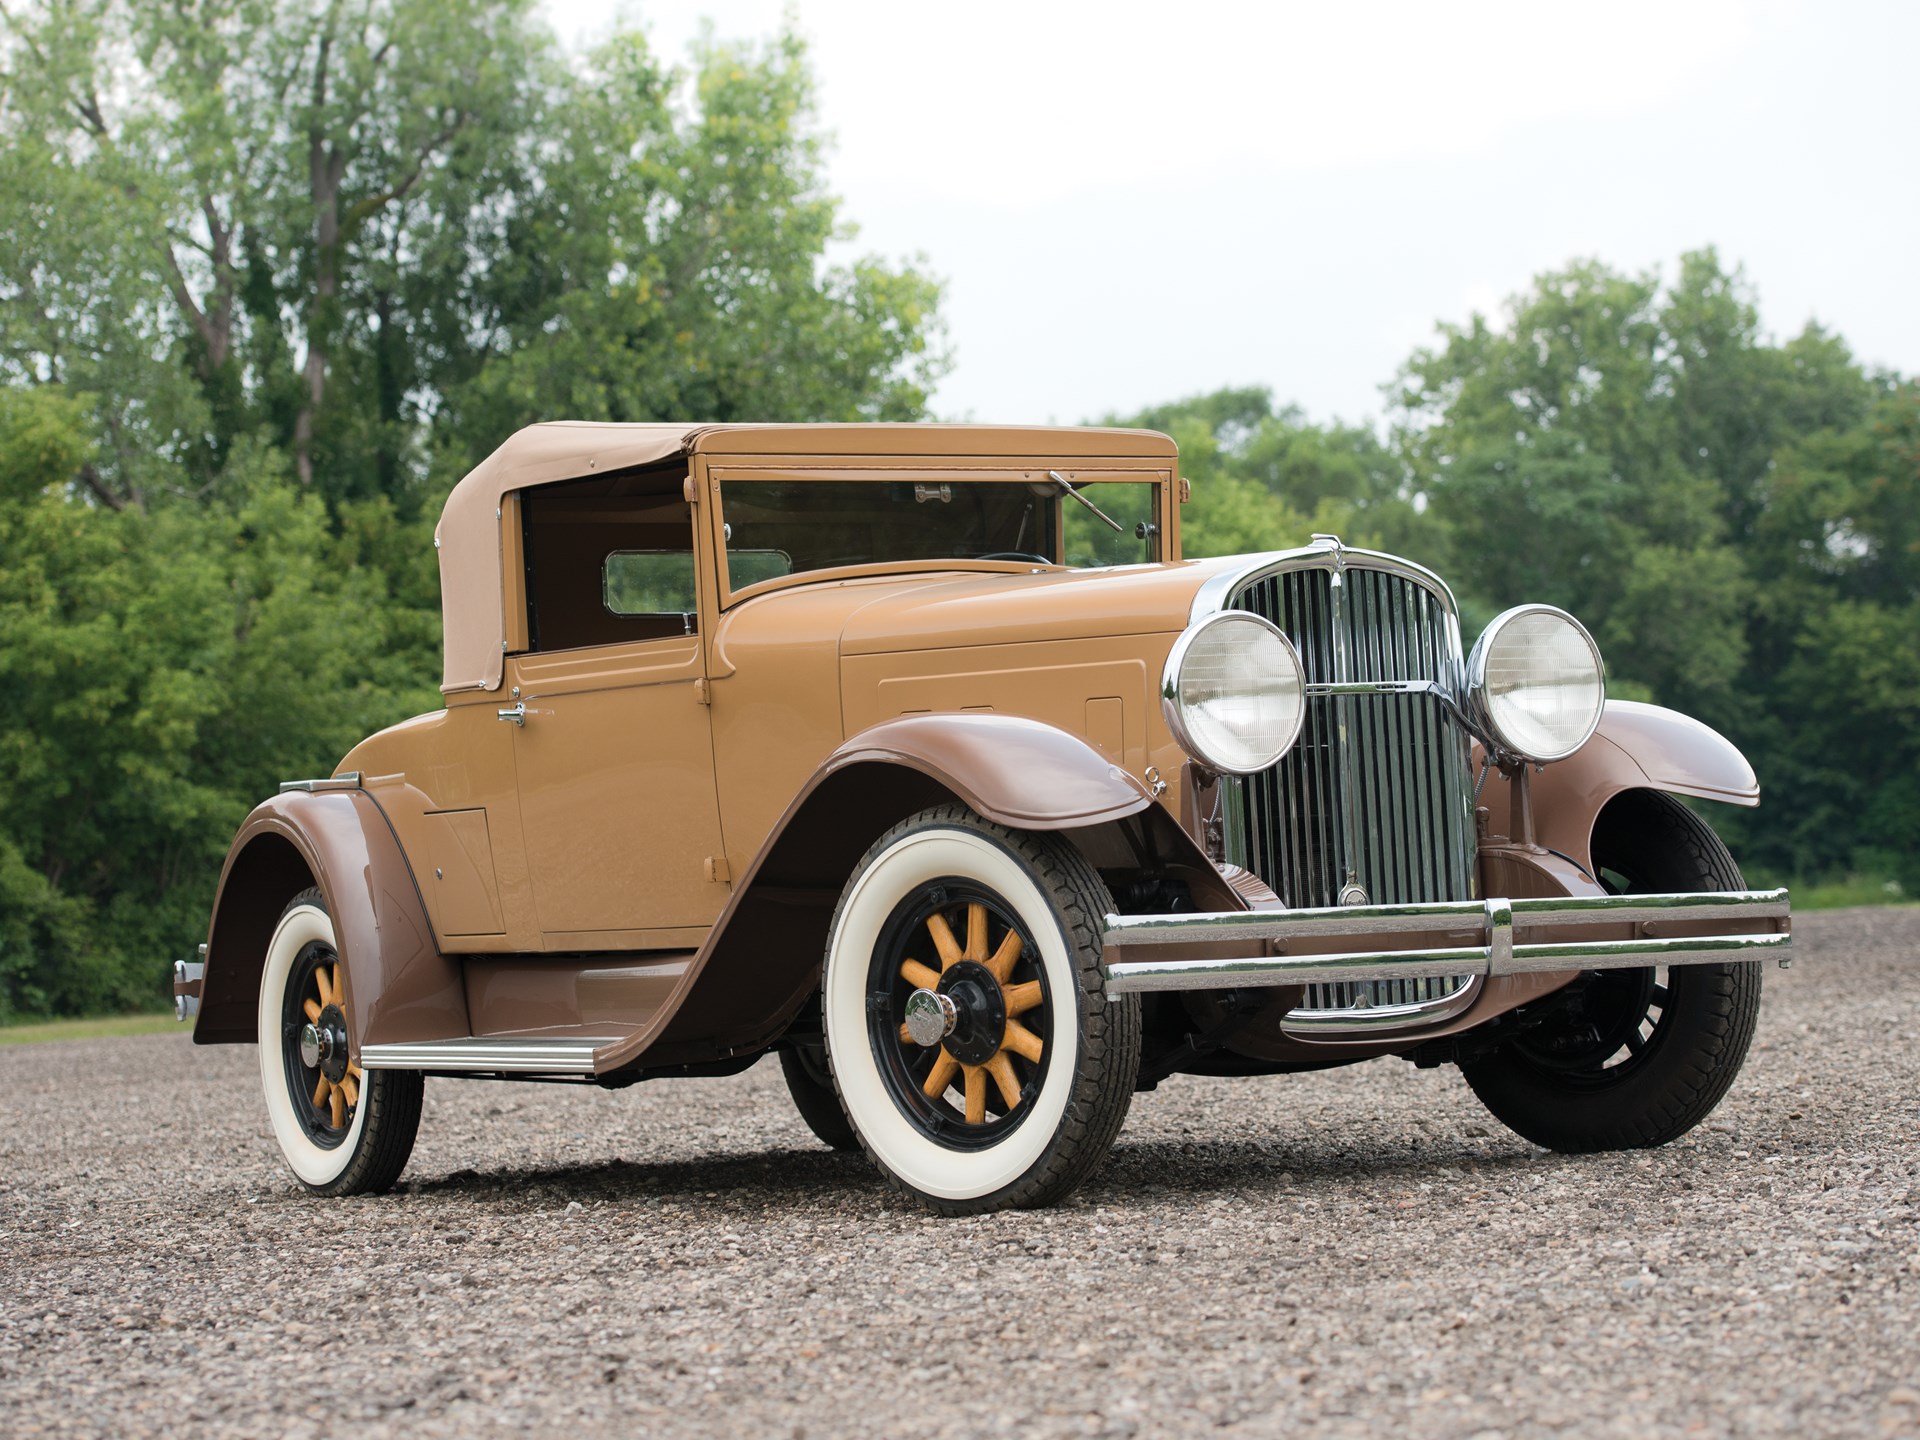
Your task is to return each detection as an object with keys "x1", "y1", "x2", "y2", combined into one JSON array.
[{"x1": 192, "y1": 423, "x2": 1769, "y2": 1080}]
